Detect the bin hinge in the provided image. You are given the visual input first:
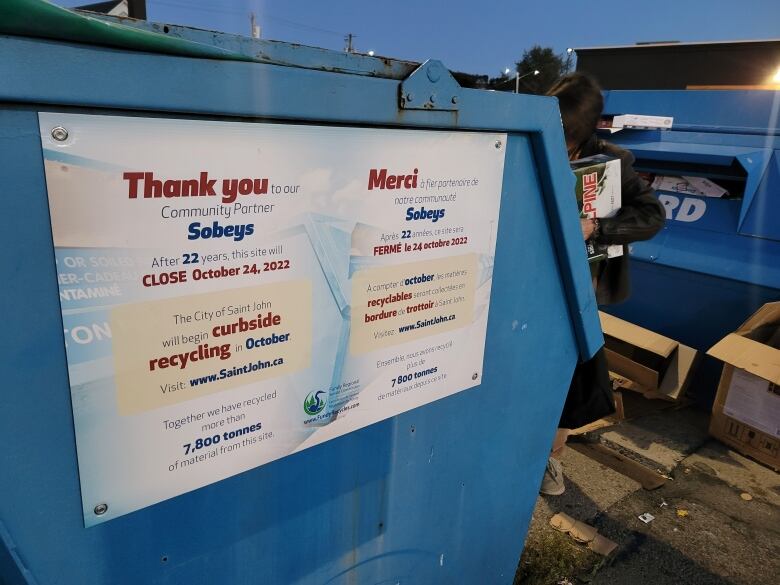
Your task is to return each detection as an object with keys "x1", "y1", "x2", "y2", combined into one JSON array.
[
  {"x1": 400, "y1": 60, "x2": 461, "y2": 111},
  {"x1": 0, "y1": 520, "x2": 39, "y2": 585}
]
